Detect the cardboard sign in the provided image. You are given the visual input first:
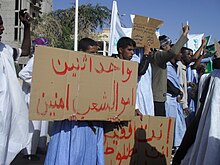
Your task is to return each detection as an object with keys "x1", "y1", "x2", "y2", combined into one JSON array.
[
  {"x1": 29, "y1": 46, "x2": 138, "y2": 121},
  {"x1": 104, "y1": 116, "x2": 175, "y2": 165},
  {"x1": 131, "y1": 15, "x2": 163, "y2": 48},
  {"x1": 214, "y1": 39, "x2": 220, "y2": 58}
]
